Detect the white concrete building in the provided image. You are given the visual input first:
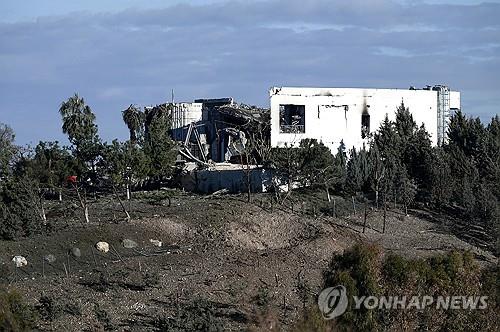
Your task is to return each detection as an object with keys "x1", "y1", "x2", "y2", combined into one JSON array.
[
  {"x1": 270, "y1": 86, "x2": 460, "y2": 152},
  {"x1": 170, "y1": 102, "x2": 203, "y2": 130}
]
